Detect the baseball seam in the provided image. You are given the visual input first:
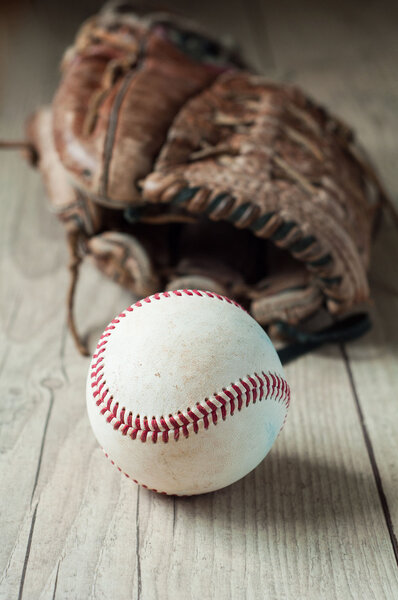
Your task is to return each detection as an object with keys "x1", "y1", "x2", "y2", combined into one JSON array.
[
  {"x1": 102, "y1": 449, "x2": 173, "y2": 494},
  {"x1": 90, "y1": 289, "x2": 290, "y2": 444}
]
